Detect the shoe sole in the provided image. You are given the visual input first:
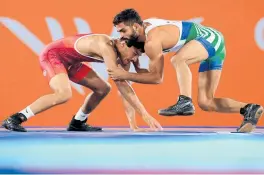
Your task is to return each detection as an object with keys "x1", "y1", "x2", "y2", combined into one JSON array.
[
  {"x1": 67, "y1": 129, "x2": 103, "y2": 132},
  {"x1": 2, "y1": 121, "x2": 9, "y2": 130},
  {"x1": 158, "y1": 111, "x2": 195, "y2": 116},
  {"x1": 2, "y1": 120, "x2": 27, "y2": 132},
  {"x1": 67, "y1": 126, "x2": 103, "y2": 132},
  {"x1": 237, "y1": 106, "x2": 263, "y2": 133}
]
